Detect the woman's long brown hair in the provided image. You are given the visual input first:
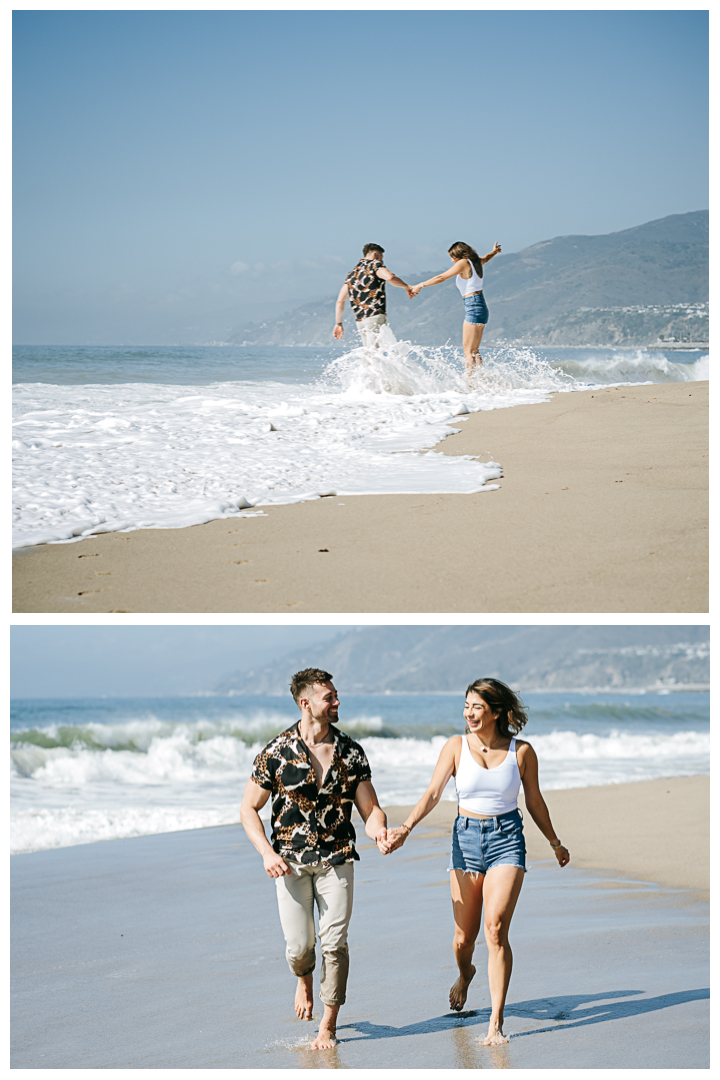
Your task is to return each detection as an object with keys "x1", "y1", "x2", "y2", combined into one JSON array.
[
  {"x1": 448, "y1": 241, "x2": 483, "y2": 279},
  {"x1": 464, "y1": 678, "x2": 529, "y2": 738}
]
